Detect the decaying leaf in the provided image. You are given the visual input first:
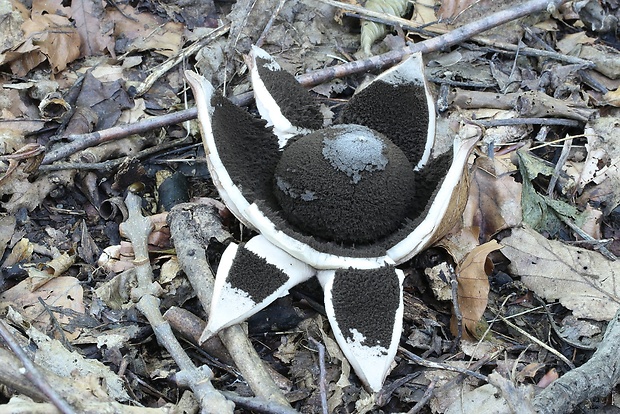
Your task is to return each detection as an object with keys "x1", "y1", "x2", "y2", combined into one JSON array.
[
  {"x1": 576, "y1": 117, "x2": 620, "y2": 214},
  {"x1": 359, "y1": 0, "x2": 408, "y2": 56},
  {"x1": 26, "y1": 323, "x2": 130, "y2": 401},
  {"x1": 70, "y1": 0, "x2": 114, "y2": 57},
  {"x1": 502, "y1": 226, "x2": 620, "y2": 321},
  {"x1": 17, "y1": 0, "x2": 81, "y2": 74},
  {"x1": 0, "y1": 276, "x2": 85, "y2": 339},
  {"x1": 438, "y1": 0, "x2": 478, "y2": 21},
  {"x1": 462, "y1": 154, "x2": 522, "y2": 241},
  {"x1": 517, "y1": 150, "x2": 586, "y2": 235},
  {"x1": 452, "y1": 240, "x2": 499, "y2": 339}
]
